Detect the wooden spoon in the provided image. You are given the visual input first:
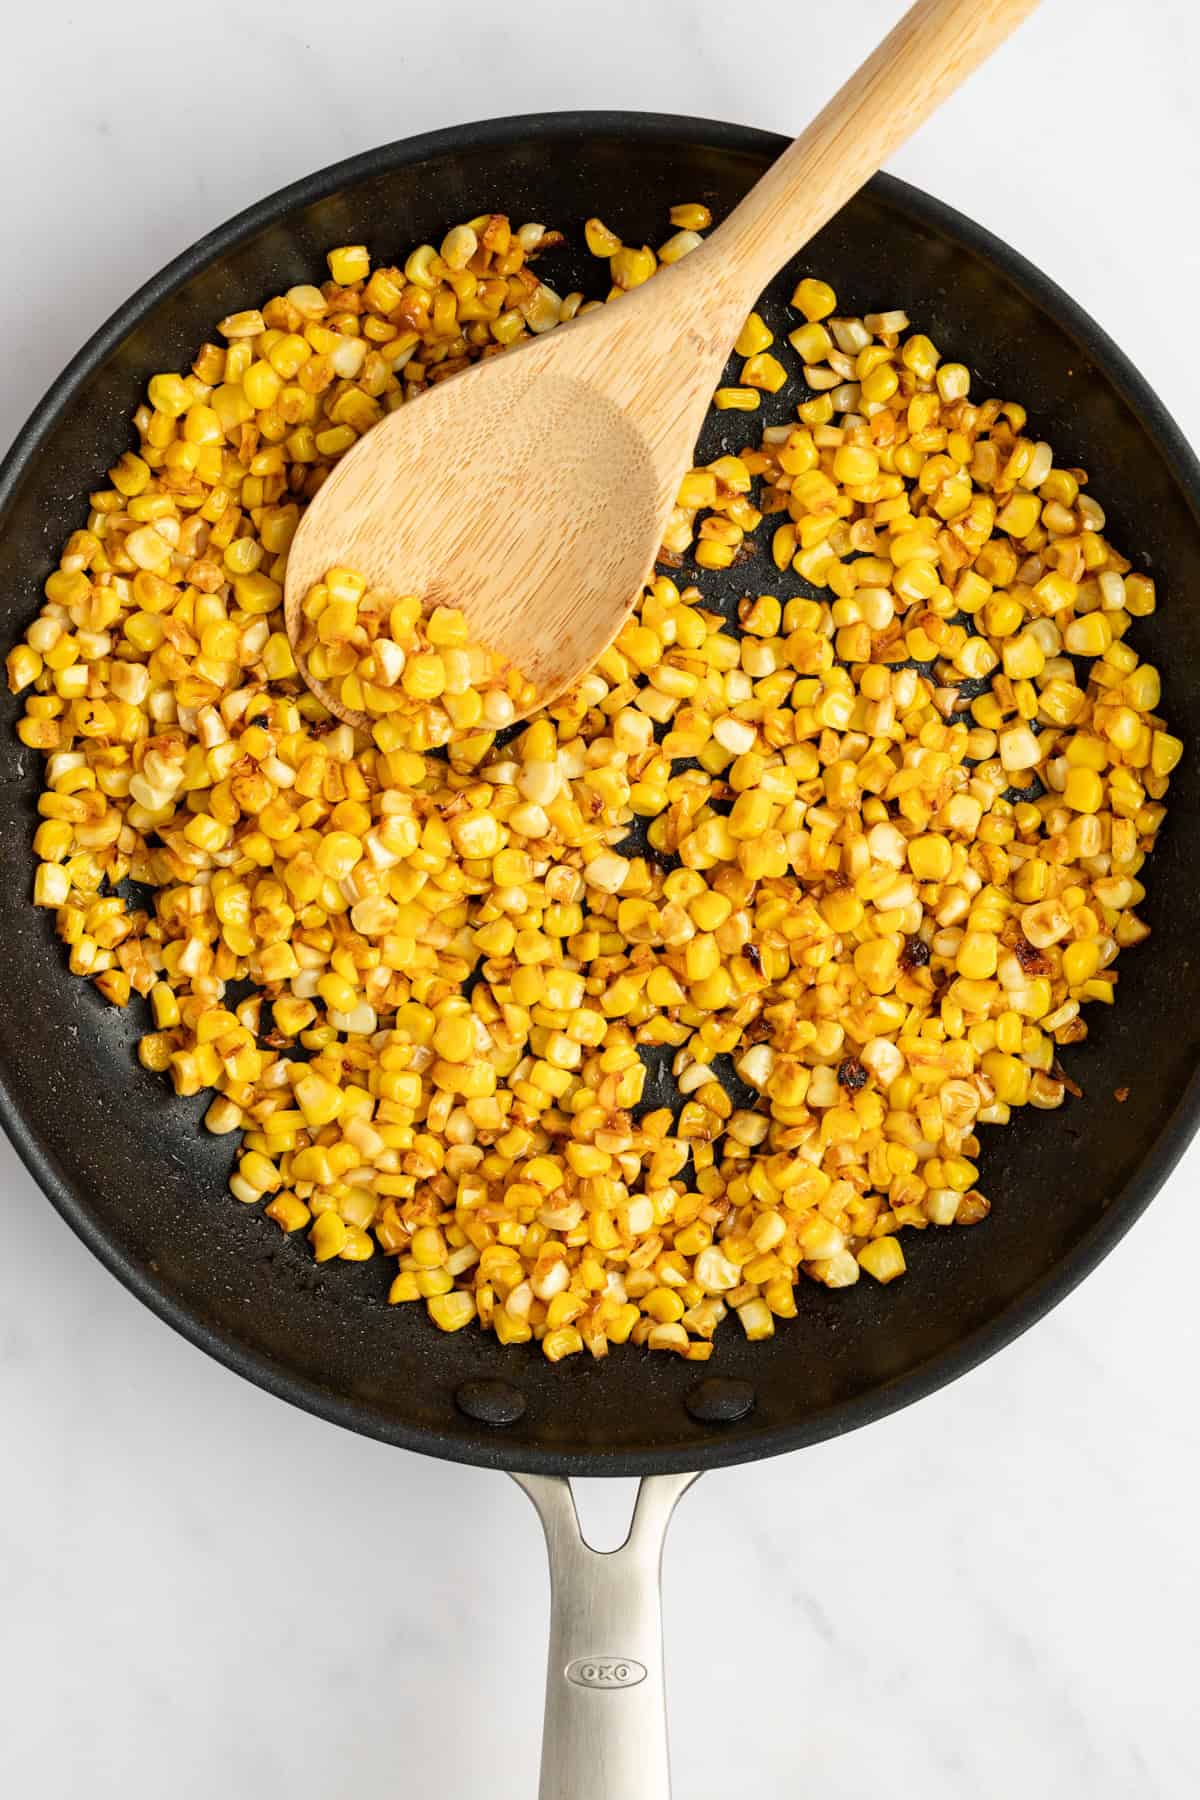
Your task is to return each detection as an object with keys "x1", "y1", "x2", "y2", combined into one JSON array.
[{"x1": 285, "y1": 0, "x2": 1039, "y2": 727}]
